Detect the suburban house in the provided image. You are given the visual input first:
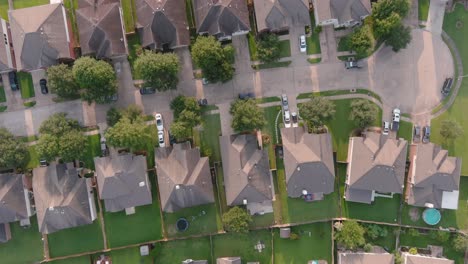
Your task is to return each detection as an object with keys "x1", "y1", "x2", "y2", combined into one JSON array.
[
  {"x1": 76, "y1": 0, "x2": 127, "y2": 59},
  {"x1": 345, "y1": 132, "x2": 408, "y2": 204},
  {"x1": 192, "y1": 0, "x2": 250, "y2": 40},
  {"x1": 0, "y1": 173, "x2": 35, "y2": 242},
  {"x1": 0, "y1": 18, "x2": 16, "y2": 74},
  {"x1": 280, "y1": 127, "x2": 335, "y2": 200},
  {"x1": 253, "y1": 0, "x2": 310, "y2": 33},
  {"x1": 94, "y1": 153, "x2": 152, "y2": 214},
  {"x1": 216, "y1": 257, "x2": 242, "y2": 264},
  {"x1": 338, "y1": 252, "x2": 394, "y2": 264},
  {"x1": 8, "y1": 3, "x2": 74, "y2": 71},
  {"x1": 313, "y1": 0, "x2": 371, "y2": 28},
  {"x1": 406, "y1": 143, "x2": 461, "y2": 210},
  {"x1": 219, "y1": 134, "x2": 274, "y2": 215},
  {"x1": 402, "y1": 253, "x2": 454, "y2": 264},
  {"x1": 135, "y1": 0, "x2": 190, "y2": 51},
  {"x1": 155, "y1": 142, "x2": 214, "y2": 213},
  {"x1": 33, "y1": 162, "x2": 97, "y2": 234}
]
